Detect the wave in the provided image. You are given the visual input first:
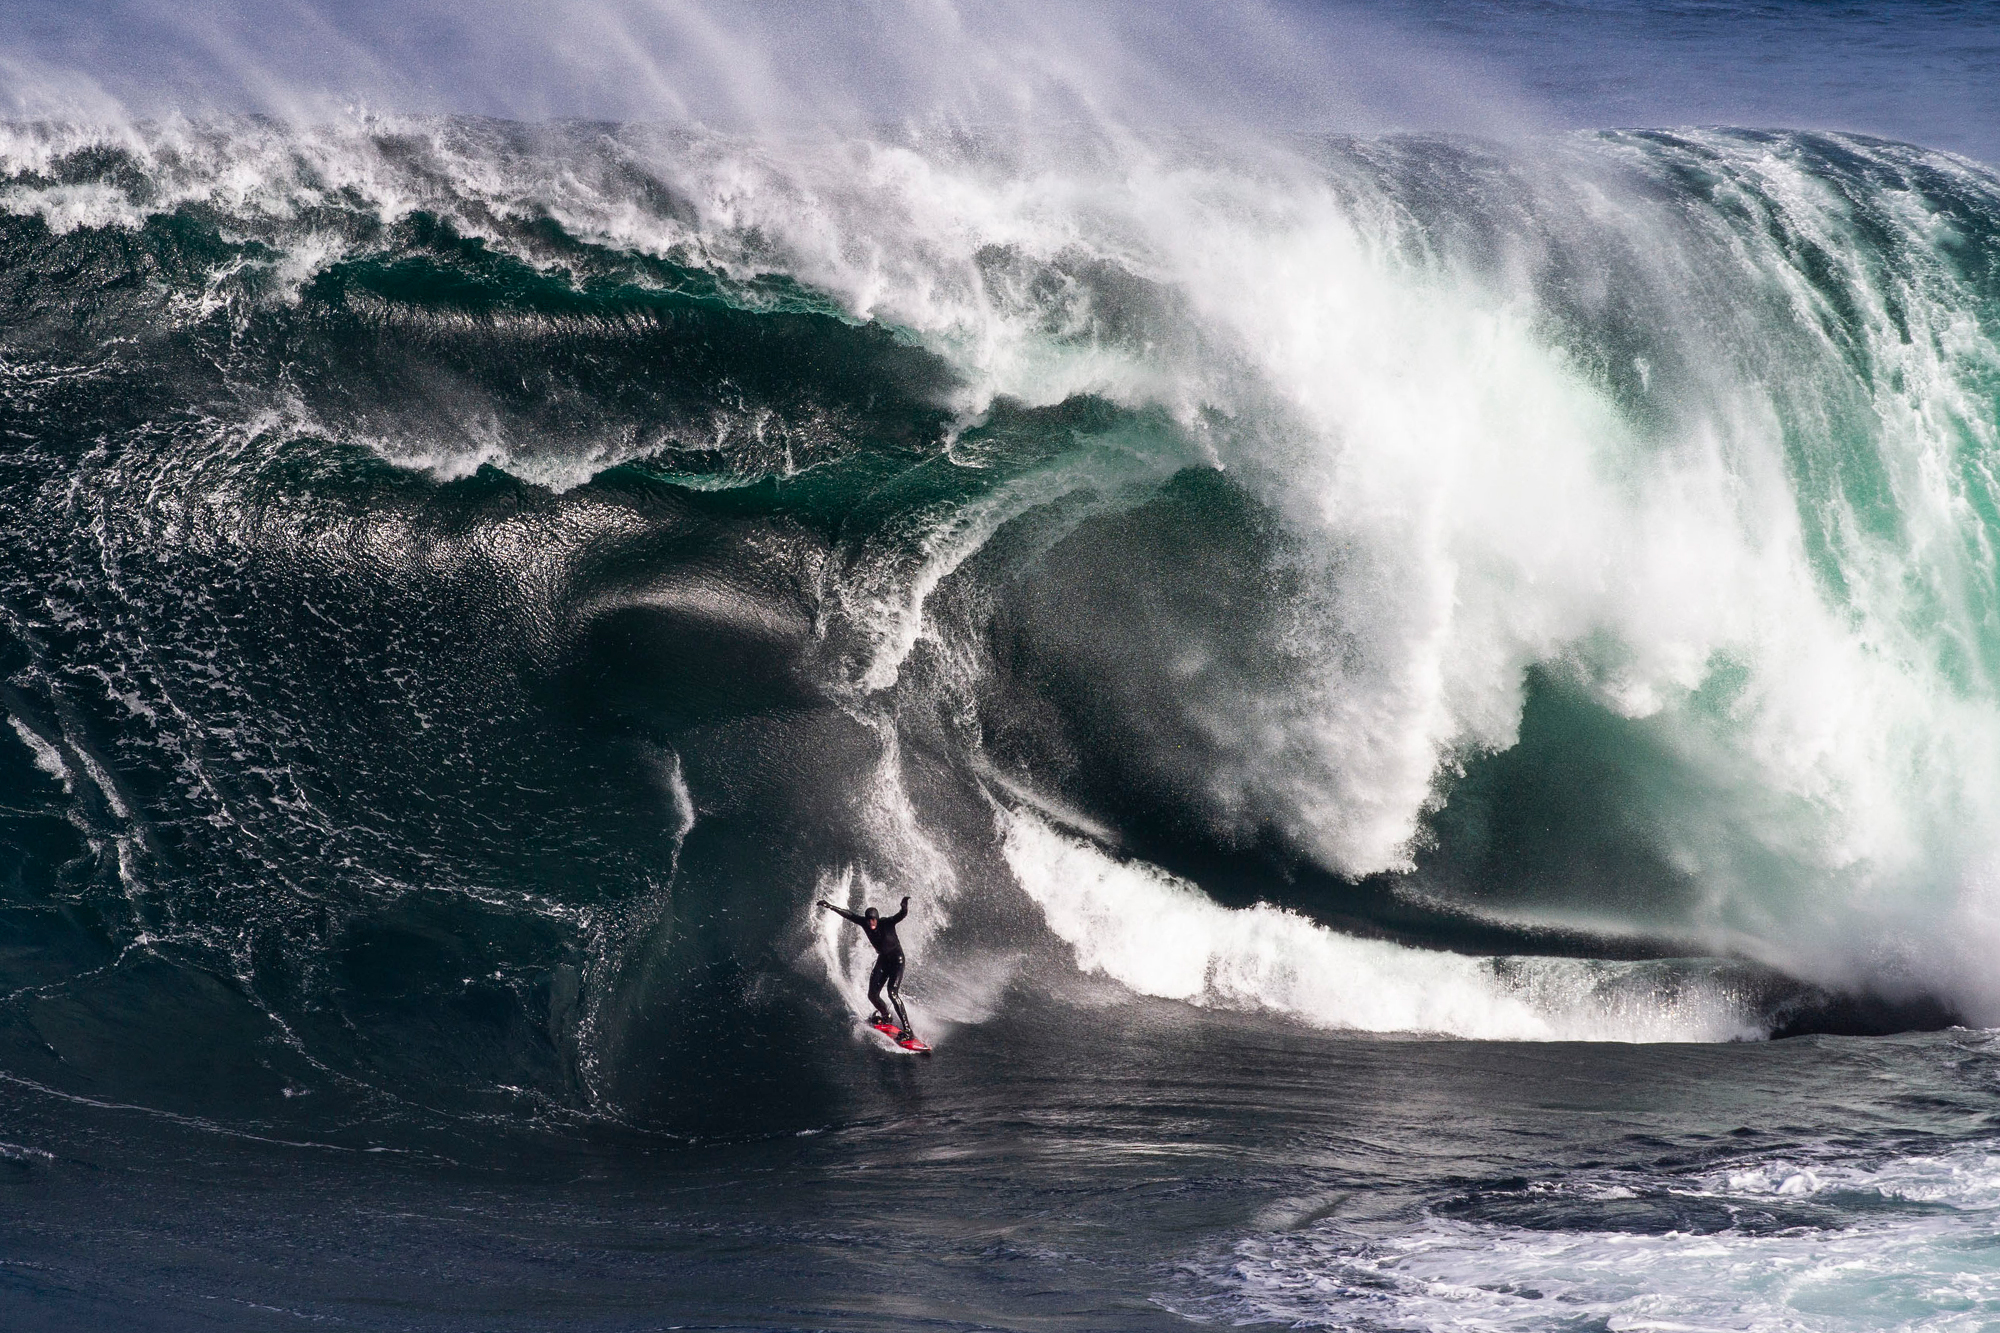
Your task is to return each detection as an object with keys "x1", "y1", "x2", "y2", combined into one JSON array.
[{"x1": 1, "y1": 112, "x2": 1998, "y2": 1128}]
